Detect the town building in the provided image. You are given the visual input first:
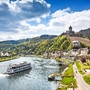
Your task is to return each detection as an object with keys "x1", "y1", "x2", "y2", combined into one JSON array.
[
  {"x1": 0, "y1": 51, "x2": 12, "y2": 57},
  {"x1": 44, "y1": 51, "x2": 63, "y2": 58}
]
